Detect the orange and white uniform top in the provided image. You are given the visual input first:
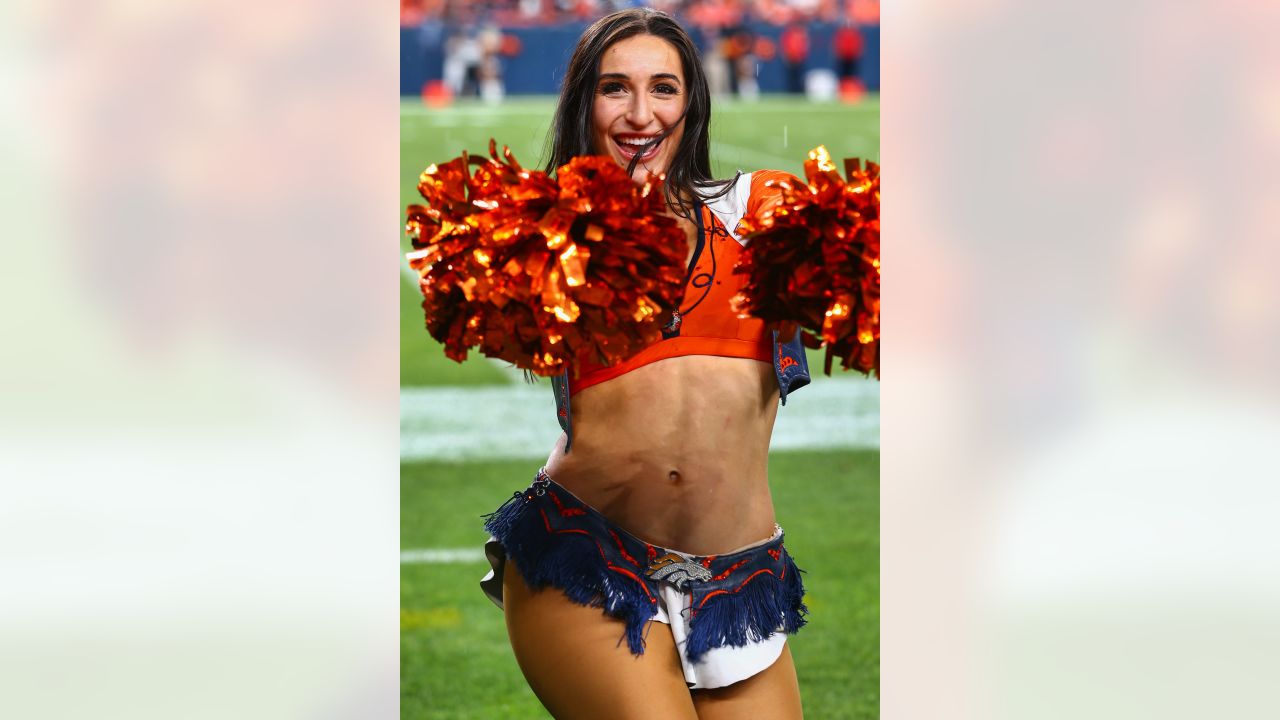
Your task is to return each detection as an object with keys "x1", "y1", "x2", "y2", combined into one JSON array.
[{"x1": 567, "y1": 169, "x2": 803, "y2": 396}]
